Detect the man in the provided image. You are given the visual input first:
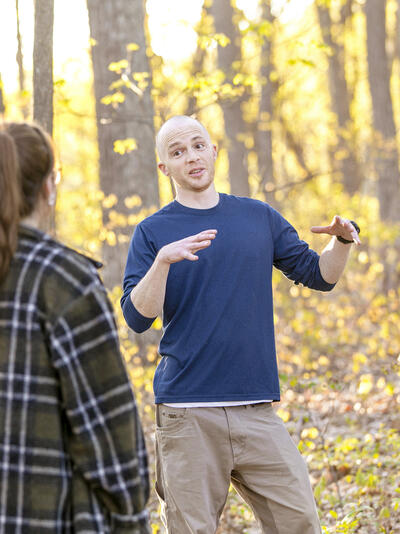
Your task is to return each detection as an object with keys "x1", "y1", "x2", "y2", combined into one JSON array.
[{"x1": 121, "y1": 115, "x2": 360, "y2": 534}]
